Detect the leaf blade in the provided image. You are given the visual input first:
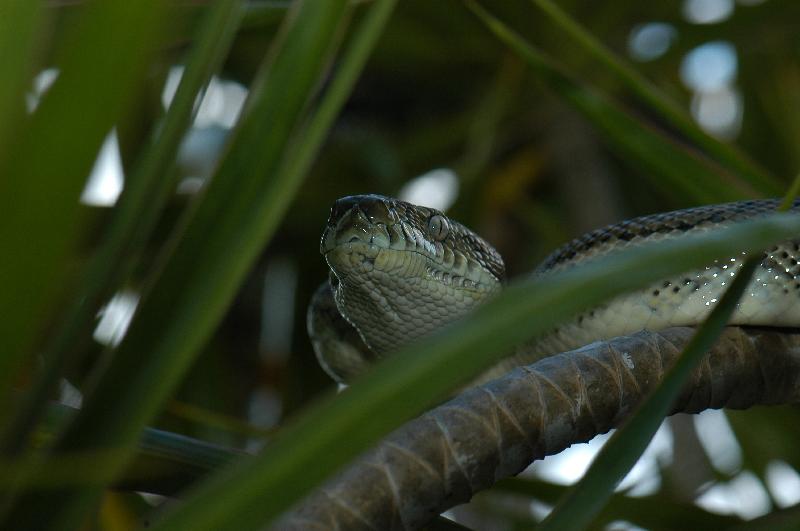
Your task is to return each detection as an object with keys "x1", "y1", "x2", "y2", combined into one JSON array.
[
  {"x1": 0, "y1": 0, "x2": 168, "y2": 410},
  {"x1": 0, "y1": 0, "x2": 247, "y2": 457},
  {"x1": 528, "y1": 0, "x2": 781, "y2": 196},
  {"x1": 7, "y1": 0, "x2": 356, "y2": 527},
  {"x1": 467, "y1": 0, "x2": 751, "y2": 204}
]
